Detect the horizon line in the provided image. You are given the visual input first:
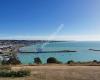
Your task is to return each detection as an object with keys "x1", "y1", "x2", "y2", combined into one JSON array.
[{"x1": 0, "y1": 35, "x2": 100, "y2": 41}]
